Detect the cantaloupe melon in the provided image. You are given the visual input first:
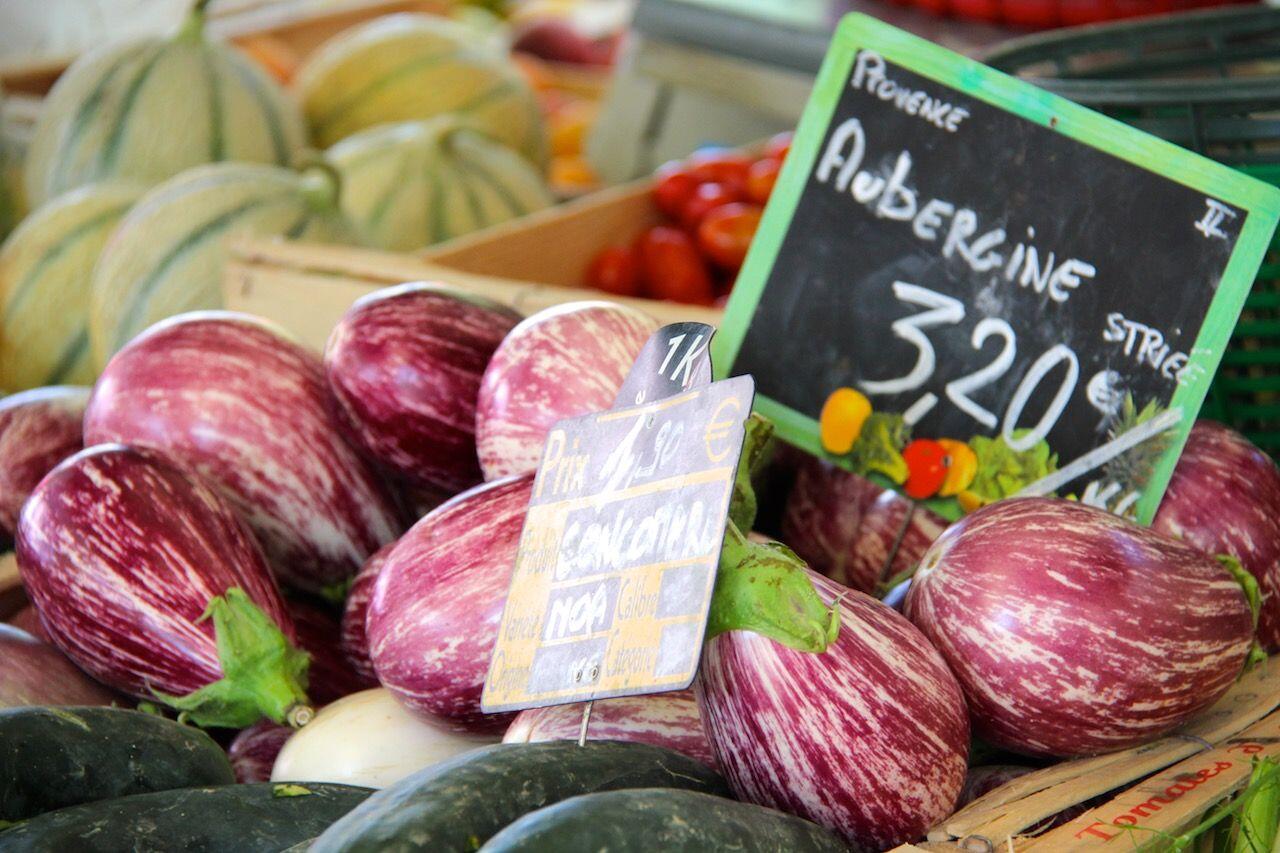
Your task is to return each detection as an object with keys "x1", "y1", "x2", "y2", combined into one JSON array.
[
  {"x1": 294, "y1": 14, "x2": 547, "y2": 169},
  {"x1": 0, "y1": 86, "x2": 26, "y2": 241},
  {"x1": 24, "y1": 0, "x2": 306, "y2": 207},
  {"x1": 0, "y1": 183, "x2": 143, "y2": 392},
  {"x1": 89, "y1": 161, "x2": 358, "y2": 366},
  {"x1": 329, "y1": 118, "x2": 553, "y2": 252}
]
